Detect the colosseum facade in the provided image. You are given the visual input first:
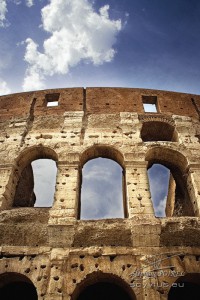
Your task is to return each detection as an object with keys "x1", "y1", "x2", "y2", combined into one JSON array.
[{"x1": 0, "y1": 87, "x2": 199, "y2": 299}]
